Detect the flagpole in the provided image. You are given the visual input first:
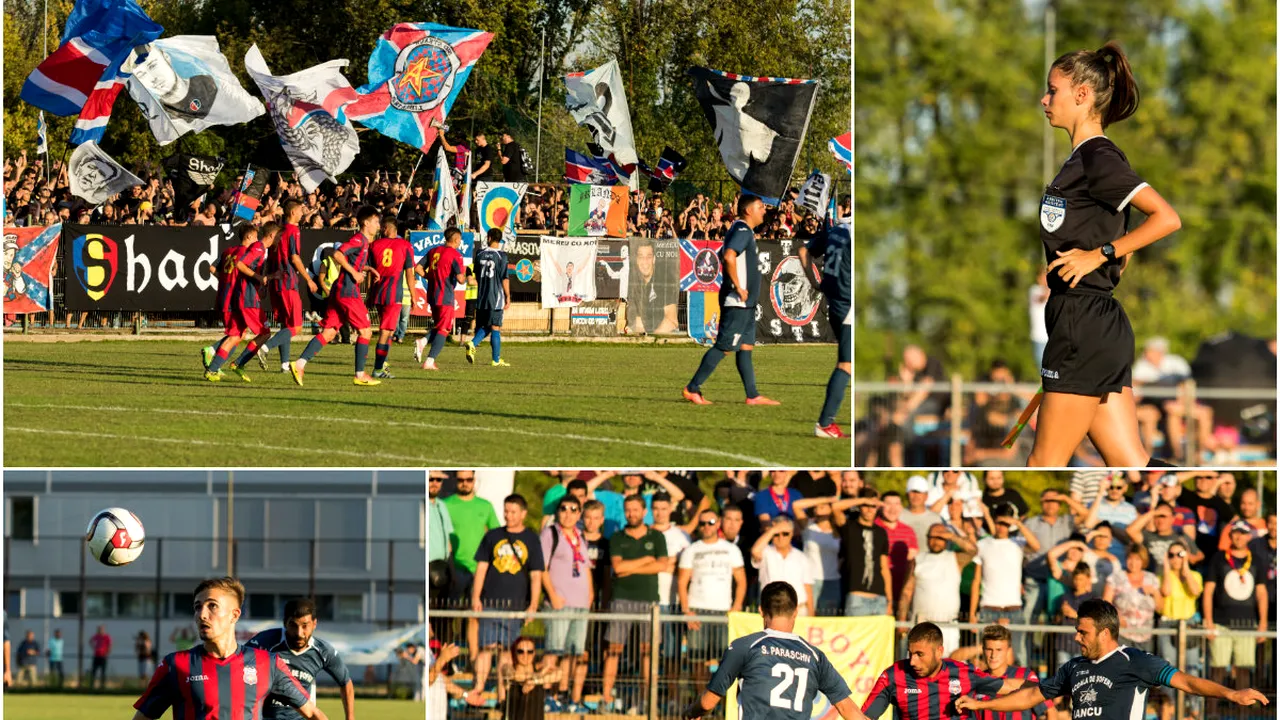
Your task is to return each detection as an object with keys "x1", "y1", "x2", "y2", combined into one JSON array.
[
  {"x1": 535, "y1": 26, "x2": 545, "y2": 184},
  {"x1": 42, "y1": 0, "x2": 49, "y2": 185},
  {"x1": 396, "y1": 153, "x2": 425, "y2": 217}
]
